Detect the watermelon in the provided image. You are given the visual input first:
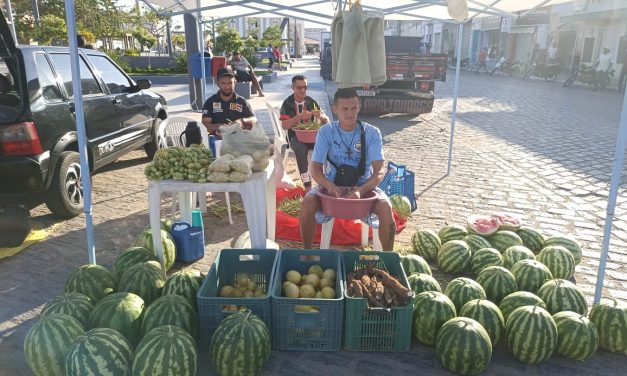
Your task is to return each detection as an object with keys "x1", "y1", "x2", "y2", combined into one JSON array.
[
  {"x1": 133, "y1": 325, "x2": 197, "y2": 376},
  {"x1": 466, "y1": 214, "x2": 500, "y2": 237},
  {"x1": 463, "y1": 234, "x2": 492, "y2": 254},
  {"x1": 24, "y1": 313, "x2": 85, "y2": 376},
  {"x1": 118, "y1": 260, "x2": 167, "y2": 305},
  {"x1": 471, "y1": 248, "x2": 503, "y2": 275},
  {"x1": 437, "y1": 240, "x2": 471, "y2": 274},
  {"x1": 445, "y1": 277, "x2": 487, "y2": 312},
  {"x1": 407, "y1": 273, "x2": 441, "y2": 296},
  {"x1": 538, "y1": 246, "x2": 575, "y2": 280},
  {"x1": 390, "y1": 194, "x2": 412, "y2": 220},
  {"x1": 589, "y1": 298, "x2": 627, "y2": 354},
  {"x1": 492, "y1": 212, "x2": 522, "y2": 231},
  {"x1": 516, "y1": 227, "x2": 545, "y2": 254},
  {"x1": 476, "y1": 266, "x2": 518, "y2": 304},
  {"x1": 401, "y1": 254, "x2": 432, "y2": 276},
  {"x1": 210, "y1": 310, "x2": 271, "y2": 376},
  {"x1": 133, "y1": 228, "x2": 177, "y2": 271},
  {"x1": 510, "y1": 260, "x2": 553, "y2": 293},
  {"x1": 553, "y1": 311, "x2": 599, "y2": 360},
  {"x1": 499, "y1": 291, "x2": 546, "y2": 323},
  {"x1": 64, "y1": 328, "x2": 133, "y2": 376},
  {"x1": 413, "y1": 291, "x2": 457, "y2": 346},
  {"x1": 460, "y1": 299, "x2": 505, "y2": 347},
  {"x1": 536, "y1": 279, "x2": 587, "y2": 315},
  {"x1": 436, "y1": 317, "x2": 492, "y2": 376},
  {"x1": 162, "y1": 269, "x2": 204, "y2": 308},
  {"x1": 411, "y1": 229, "x2": 441, "y2": 260},
  {"x1": 502, "y1": 245, "x2": 535, "y2": 269},
  {"x1": 543, "y1": 235, "x2": 582, "y2": 265},
  {"x1": 438, "y1": 224, "x2": 468, "y2": 243},
  {"x1": 141, "y1": 294, "x2": 199, "y2": 339},
  {"x1": 161, "y1": 218, "x2": 173, "y2": 232},
  {"x1": 488, "y1": 230, "x2": 523, "y2": 253},
  {"x1": 88, "y1": 292, "x2": 145, "y2": 347},
  {"x1": 64, "y1": 264, "x2": 116, "y2": 303},
  {"x1": 506, "y1": 305, "x2": 557, "y2": 364},
  {"x1": 40, "y1": 292, "x2": 93, "y2": 327},
  {"x1": 113, "y1": 246, "x2": 158, "y2": 278}
]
